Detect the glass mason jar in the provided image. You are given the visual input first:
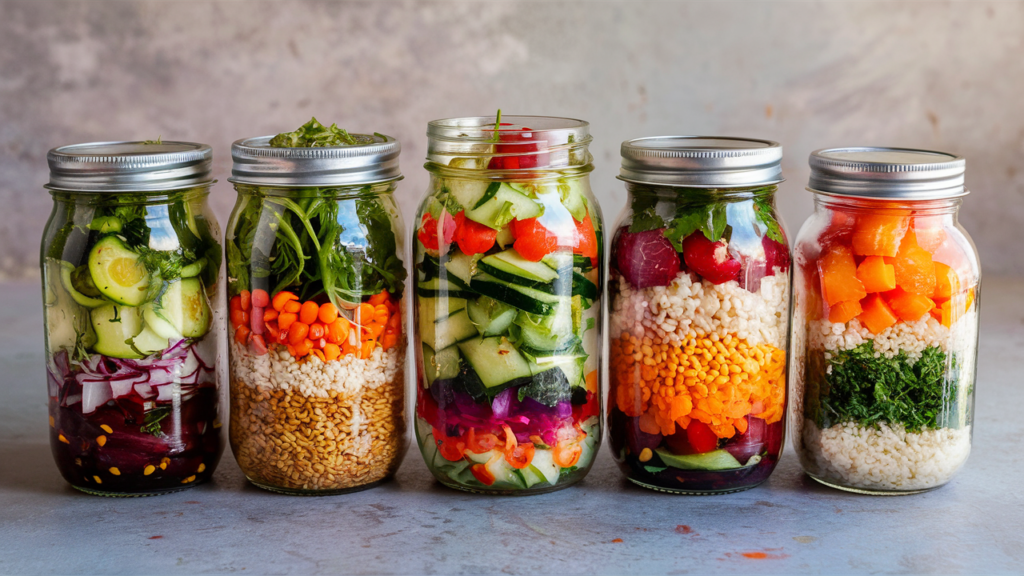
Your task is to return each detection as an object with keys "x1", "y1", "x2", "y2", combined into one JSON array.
[
  {"x1": 412, "y1": 115, "x2": 603, "y2": 494},
  {"x1": 607, "y1": 137, "x2": 790, "y2": 494},
  {"x1": 225, "y1": 130, "x2": 407, "y2": 495},
  {"x1": 792, "y1": 147, "x2": 979, "y2": 494},
  {"x1": 41, "y1": 141, "x2": 223, "y2": 496}
]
